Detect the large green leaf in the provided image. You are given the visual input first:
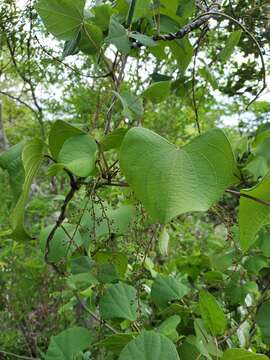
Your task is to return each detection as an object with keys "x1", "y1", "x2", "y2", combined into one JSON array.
[
  {"x1": 199, "y1": 290, "x2": 227, "y2": 336},
  {"x1": 120, "y1": 127, "x2": 236, "y2": 223},
  {"x1": 170, "y1": 38, "x2": 193, "y2": 72},
  {"x1": 256, "y1": 302, "x2": 270, "y2": 345},
  {"x1": 57, "y1": 134, "x2": 97, "y2": 177},
  {"x1": 106, "y1": 16, "x2": 130, "y2": 54},
  {"x1": 45, "y1": 326, "x2": 92, "y2": 360},
  {"x1": 151, "y1": 275, "x2": 189, "y2": 307},
  {"x1": 49, "y1": 120, "x2": 84, "y2": 159},
  {"x1": 219, "y1": 30, "x2": 242, "y2": 63},
  {"x1": 11, "y1": 139, "x2": 45, "y2": 240},
  {"x1": 99, "y1": 282, "x2": 138, "y2": 321},
  {"x1": 36, "y1": 0, "x2": 86, "y2": 40},
  {"x1": 119, "y1": 331, "x2": 180, "y2": 360},
  {"x1": 158, "y1": 315, "x2": 181, "y2": 342},
  {"x1": 0, "y1": 142, "x2": 25, "y2": 203},
  {"x1": 222, "y1": 349, "x2": 269, "y2": 360},
  {"x1": 239, "y1": 172, "x2": 270, "y2": 251}
]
